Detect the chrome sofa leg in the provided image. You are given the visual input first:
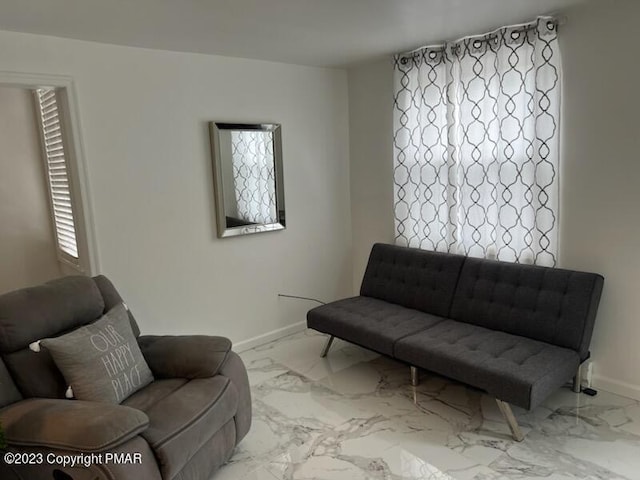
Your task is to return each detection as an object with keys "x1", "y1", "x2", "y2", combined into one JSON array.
[
  {"x1": 320, "y1": 335, "x2": 335, "y2": 358},
  {"x1": 410, "y1": 366, "x2": 419, "y2": 386},
  {"x1": 496, "y1": 399, "x2": 525, "y2": 442},
  {"x1": 573, "y1": 363, "x2": 582, "y2": 393}
]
